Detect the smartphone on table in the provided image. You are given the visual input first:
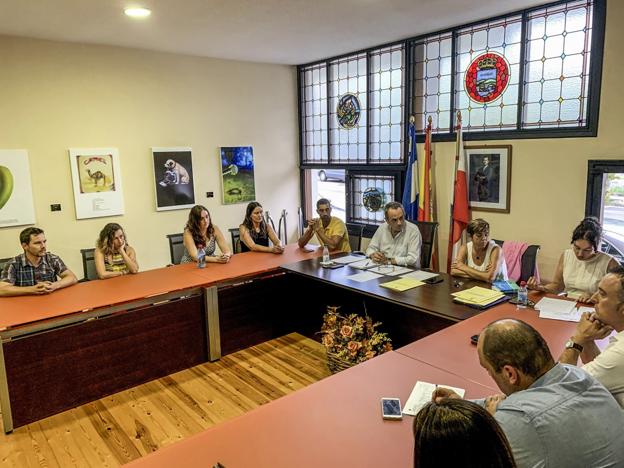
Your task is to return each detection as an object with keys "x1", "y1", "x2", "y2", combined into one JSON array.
[{"x1": 381, "y1": 397, "x2": 403, "y2": 420}]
